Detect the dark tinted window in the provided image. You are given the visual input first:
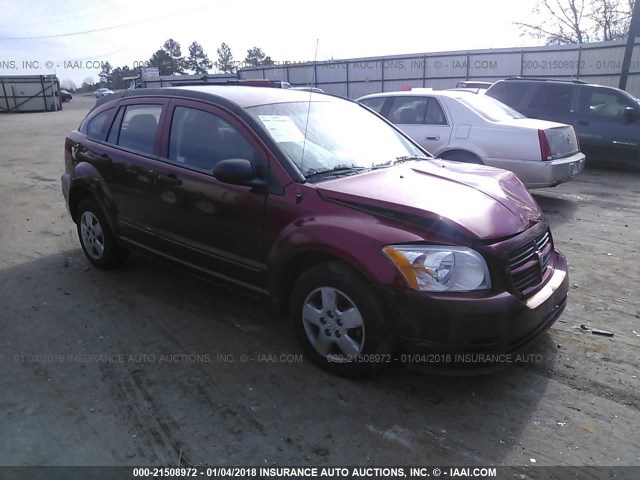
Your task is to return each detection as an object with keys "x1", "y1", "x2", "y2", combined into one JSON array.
[
  {"x1": 86, "y1": 109, "x2": 113, "y2": 140},
  {"x1": 386, "y1": 97, "x2": 447, "y2": 125},
  {"x1": 116, "y1": 105, "x2": 162, "y2": 155},
  {"x1": 529, "y1": 84, "x2": 573, "y2": 114},
  {"x1": 486, "y1": 81, "x2": 532, "y2": 109},
  {"x1": 359, "y1": 97, "x2": 387, "y2": 114},
  {"x1": 388, "y1": 97, "x2": 428, "y2": 124},
  {"x1": 424, "y1": 98, "x2": 447, "y2": 125},
  {"x1": 168, "y1": 107, "x2": 258, "y2": 172},
  {"x1": 578, "y1": 87, "x2": 636, "y2": 118}
]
